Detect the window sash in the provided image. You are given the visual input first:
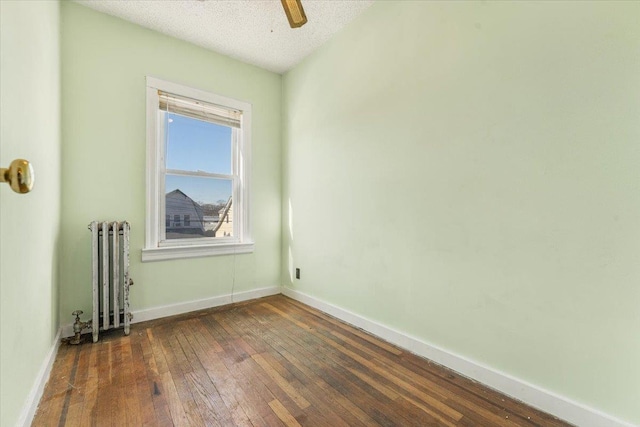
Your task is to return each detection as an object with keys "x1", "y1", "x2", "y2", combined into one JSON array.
[{"x1": 158, "y1": 110, "x2": 239, "y2": 246}]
